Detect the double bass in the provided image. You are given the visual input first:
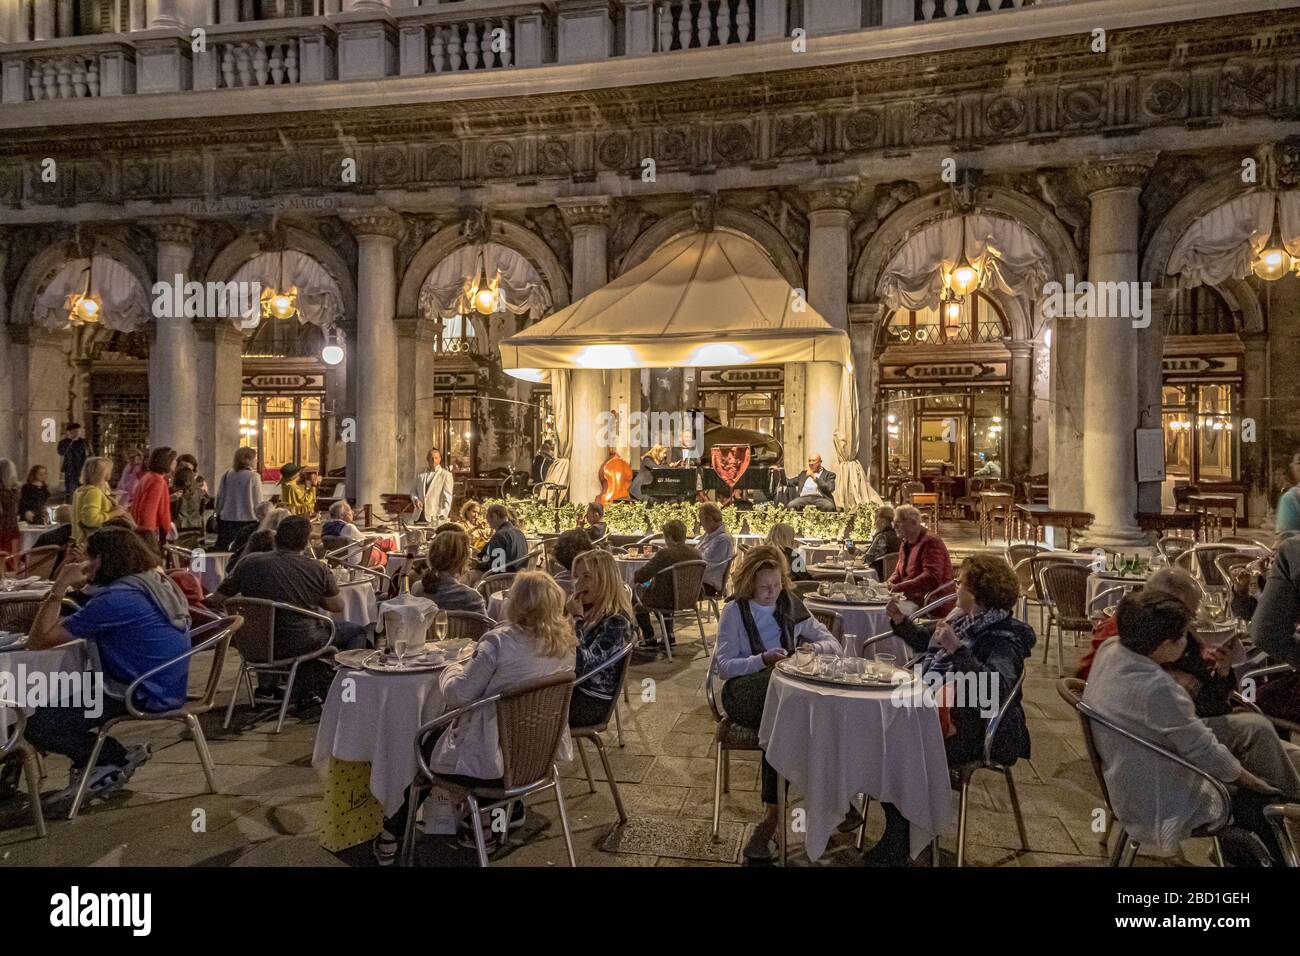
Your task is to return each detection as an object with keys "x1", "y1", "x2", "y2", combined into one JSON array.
[{"x1": 597, "y1": 408, "x2": 634, "y2": 505}]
